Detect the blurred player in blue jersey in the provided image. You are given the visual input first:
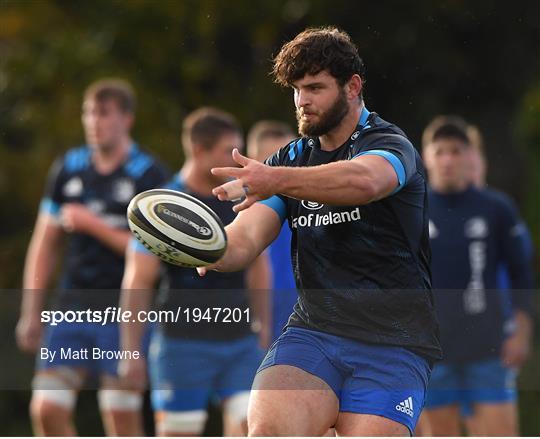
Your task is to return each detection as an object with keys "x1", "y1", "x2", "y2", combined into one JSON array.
[
  {"x1": 464, "y1": 123, "x2": 534, "y2": 436},
  {"x1": 198, "y1": 27, "x2": 442, "y2": 436},
  {"x1": 118, "y1": 107, "x2": 270, "y2": 436},
  {"x1": 246, "y1": 120, "x2": 297, "y2": 342},
  {"x1": 421, "y1": 116, "x2": 534, "y2": 436},
  {"x1": 15, "y1": 79, "x2": 168, "y2": 436}
]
